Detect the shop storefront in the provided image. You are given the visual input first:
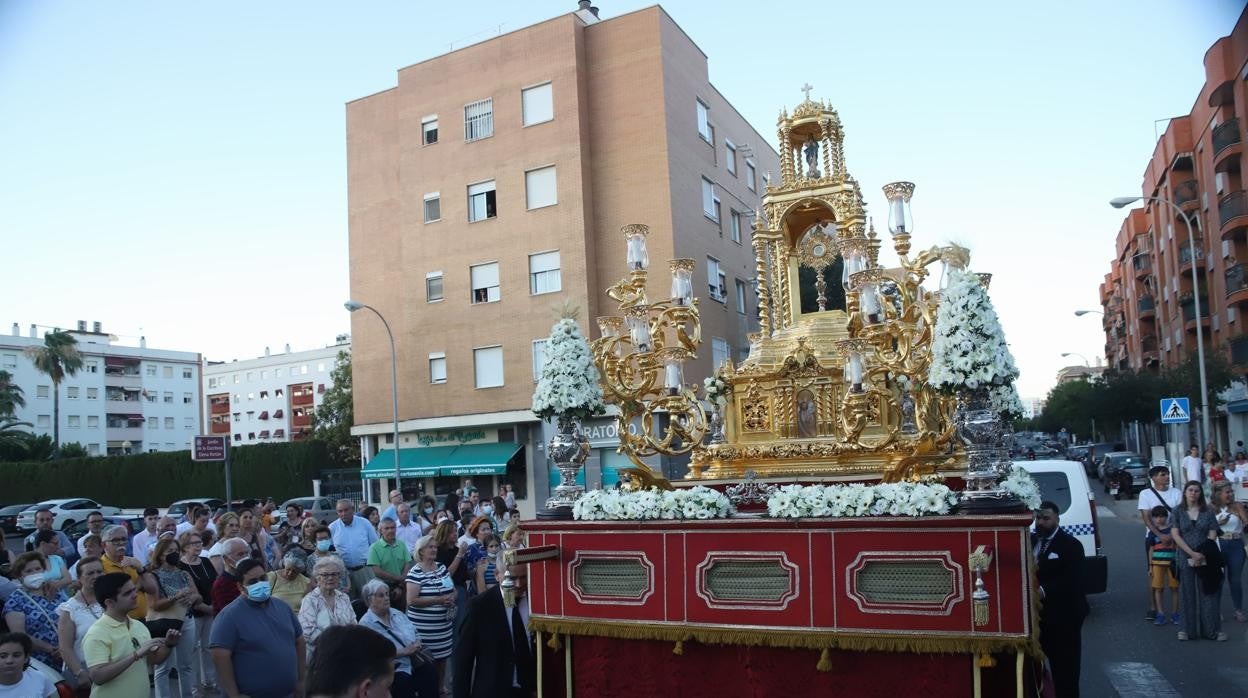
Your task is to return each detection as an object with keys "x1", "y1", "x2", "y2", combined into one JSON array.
[{"x1": 361, "y1": 427, "x2": 526, "y2": 504}]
